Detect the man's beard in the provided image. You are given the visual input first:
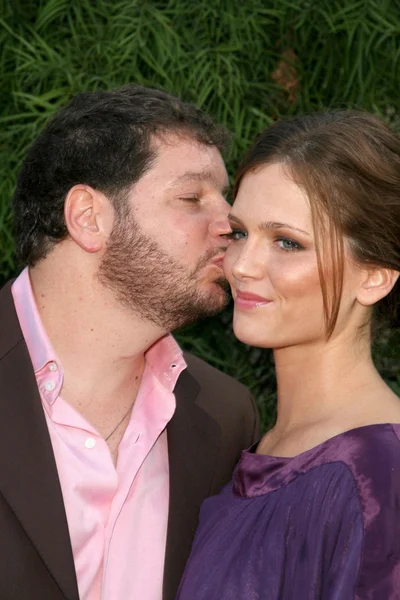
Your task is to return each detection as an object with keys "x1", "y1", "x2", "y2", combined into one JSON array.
[{"x1": 97, "y1": 212, "x2": 229, "y2": 331}]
